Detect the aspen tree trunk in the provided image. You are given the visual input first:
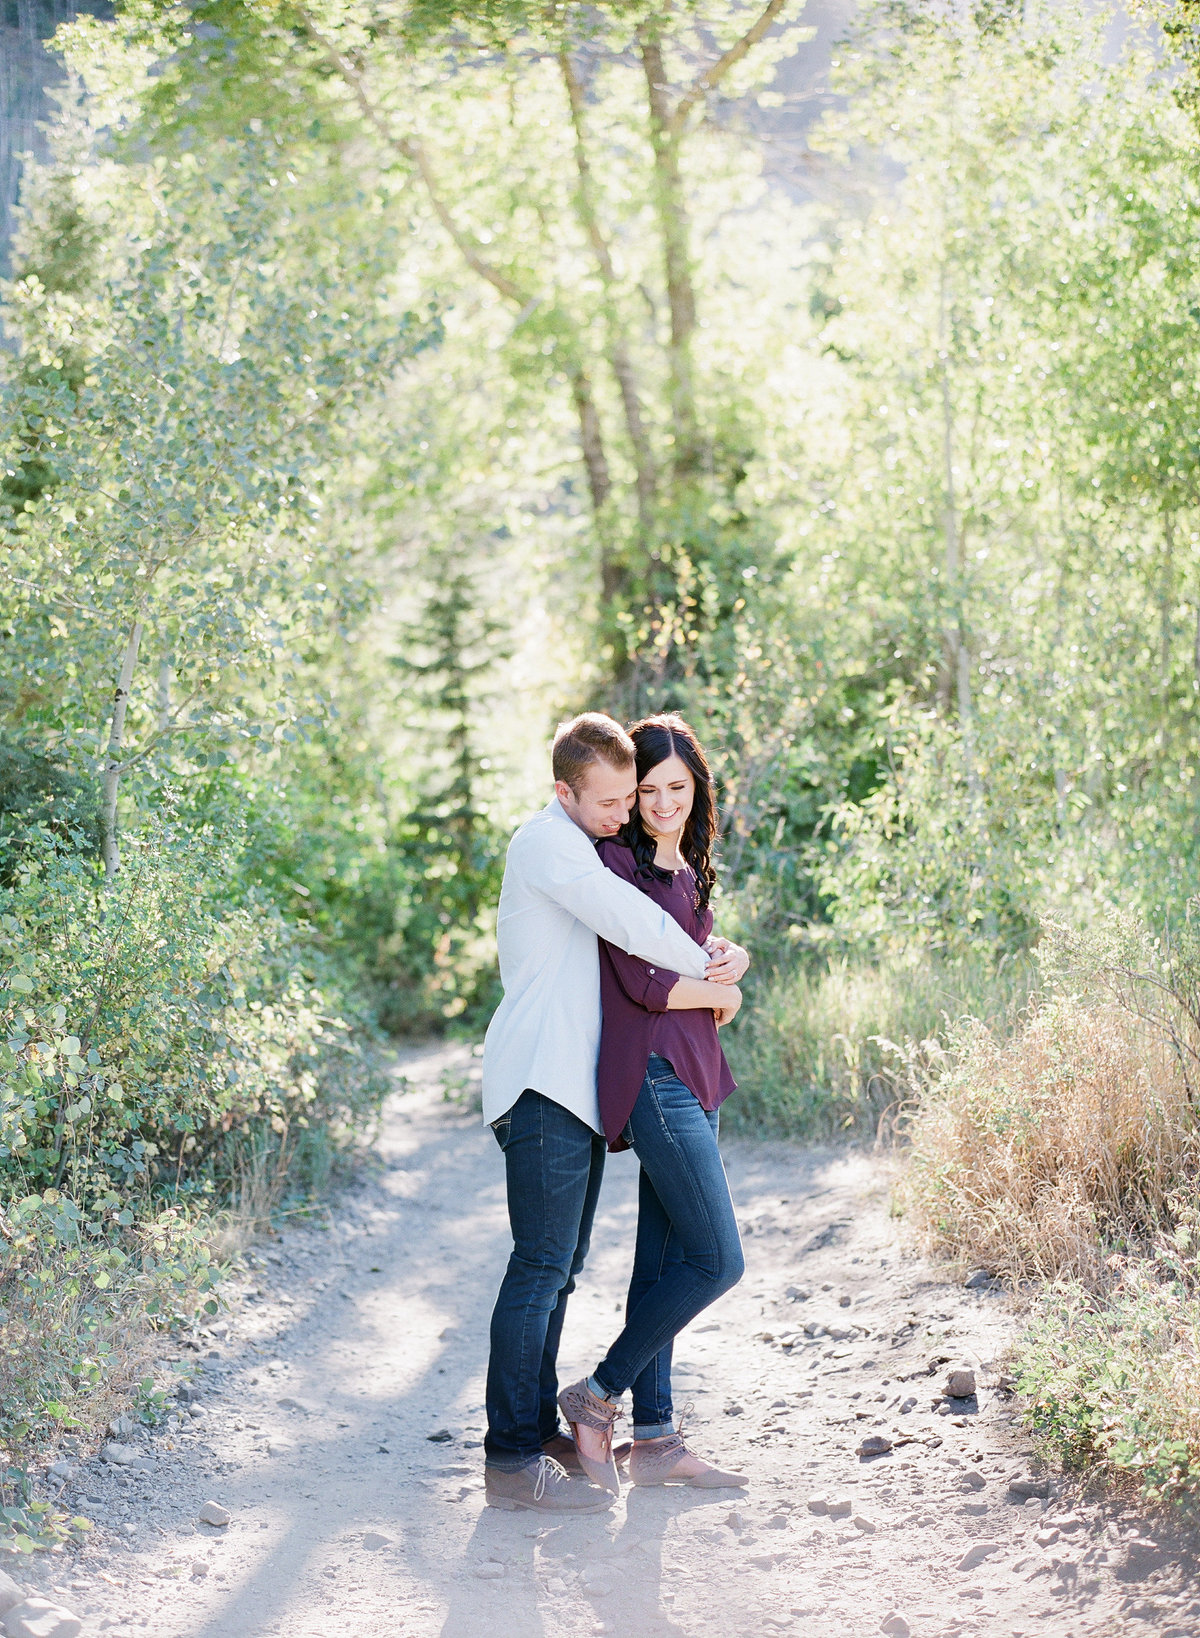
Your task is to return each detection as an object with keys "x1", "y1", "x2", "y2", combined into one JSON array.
[
  {"x1": 560, "y1": 49, "x2": 658, "y2": 534},
  {"x1": 1161, "y1": 511, "x2": 1175, "y2": 732},
  {"x1": 938, "y1": 277, "x2": 992, "y2": 935},
  {"x1": 939, "y1": 351, "x2": 977, "y2": 793},
  {"x1": 100, "y1": 619, "x2": 143, "y2": 881},
  {"x1": 640, "y1": 28, "x2": 704, "y2": 485},
  {"x1": 156, "y1": 653, "x2": 172, "y2": 734},
  {"x1": 567, "y1": 362, "x2": 612, "y2": 515}
]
